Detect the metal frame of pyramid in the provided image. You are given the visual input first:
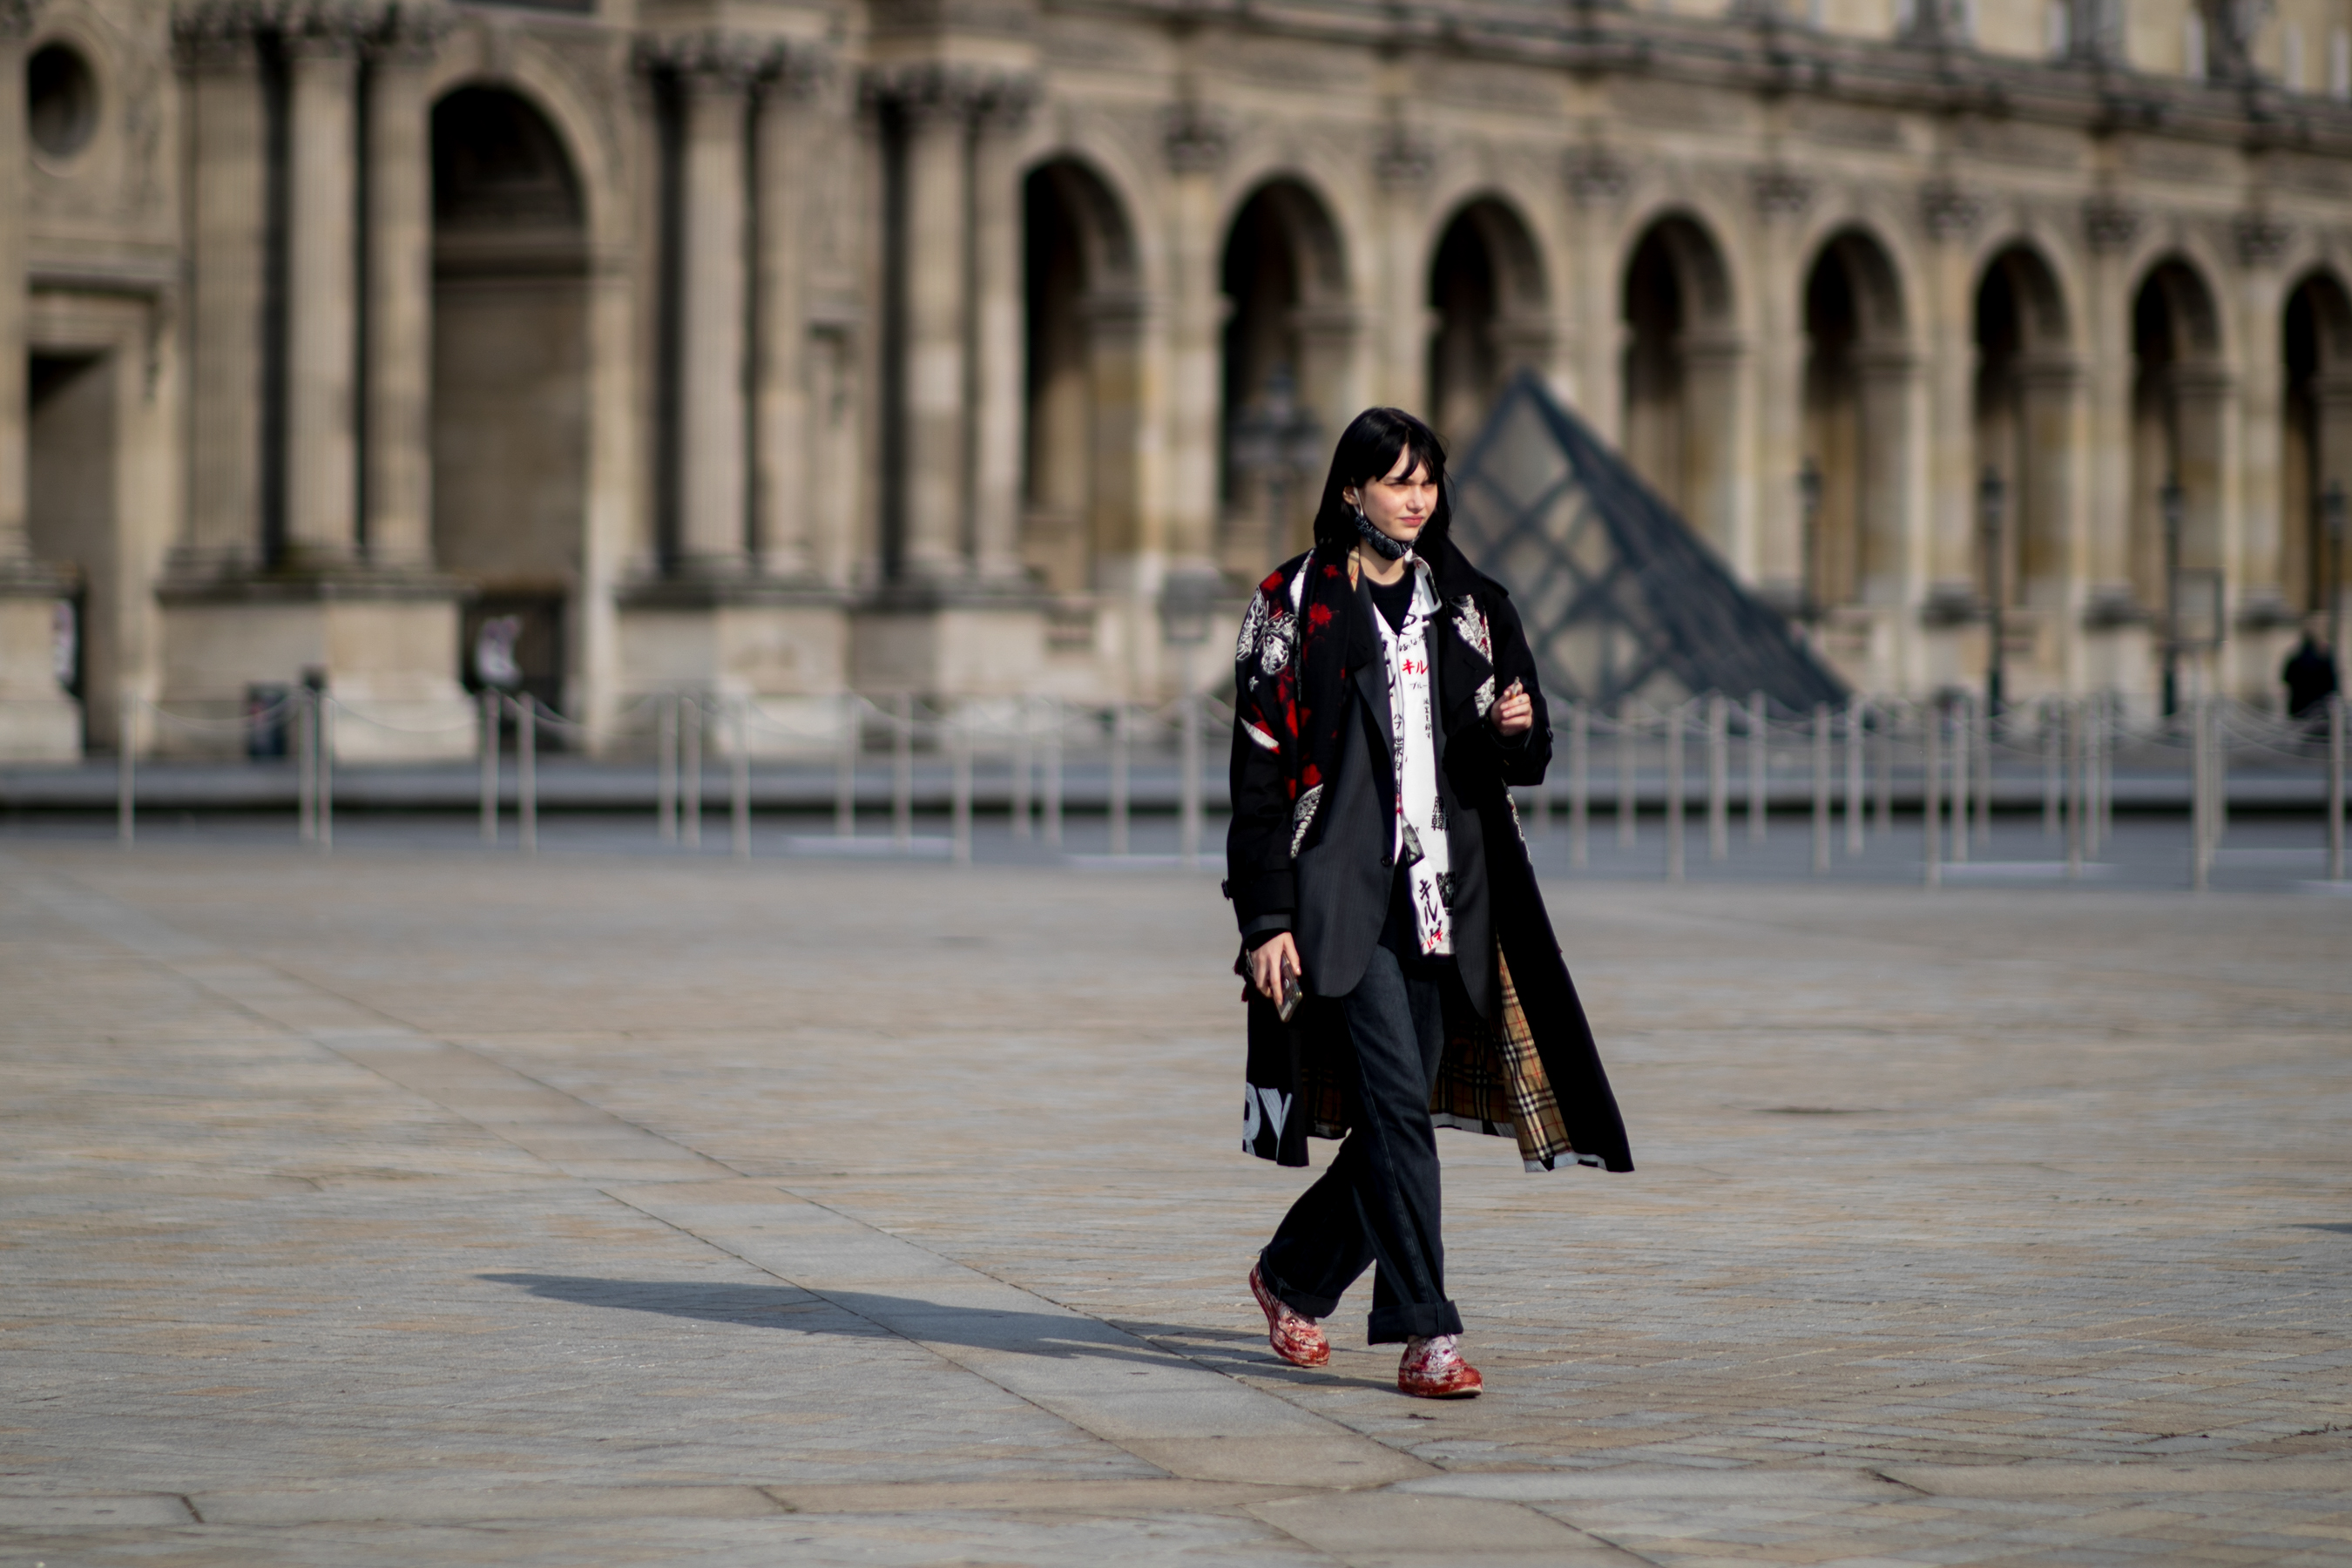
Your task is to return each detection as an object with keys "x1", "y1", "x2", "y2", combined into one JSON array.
[{"x1": 1449, "y1": 371, "x2": 1849, "y2": 714}]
